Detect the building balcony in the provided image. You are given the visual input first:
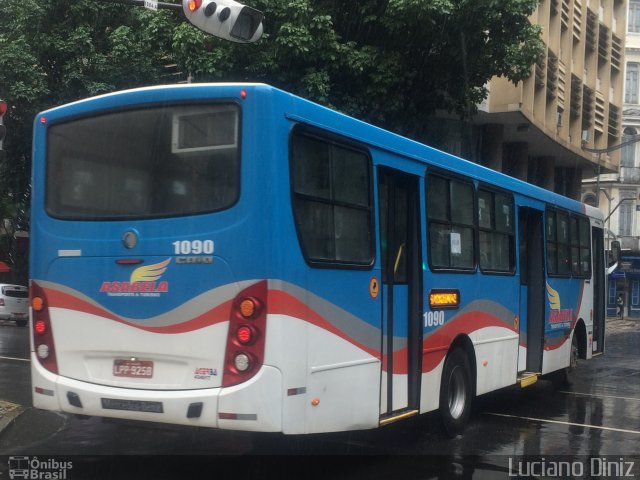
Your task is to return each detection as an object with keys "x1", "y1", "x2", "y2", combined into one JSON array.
[
  {"x1": 620, "y1": 166, "x2": 640, "y2": 183},
  {"x1": 619, "y1": 236, "x2": 640, "y2": 250}
]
